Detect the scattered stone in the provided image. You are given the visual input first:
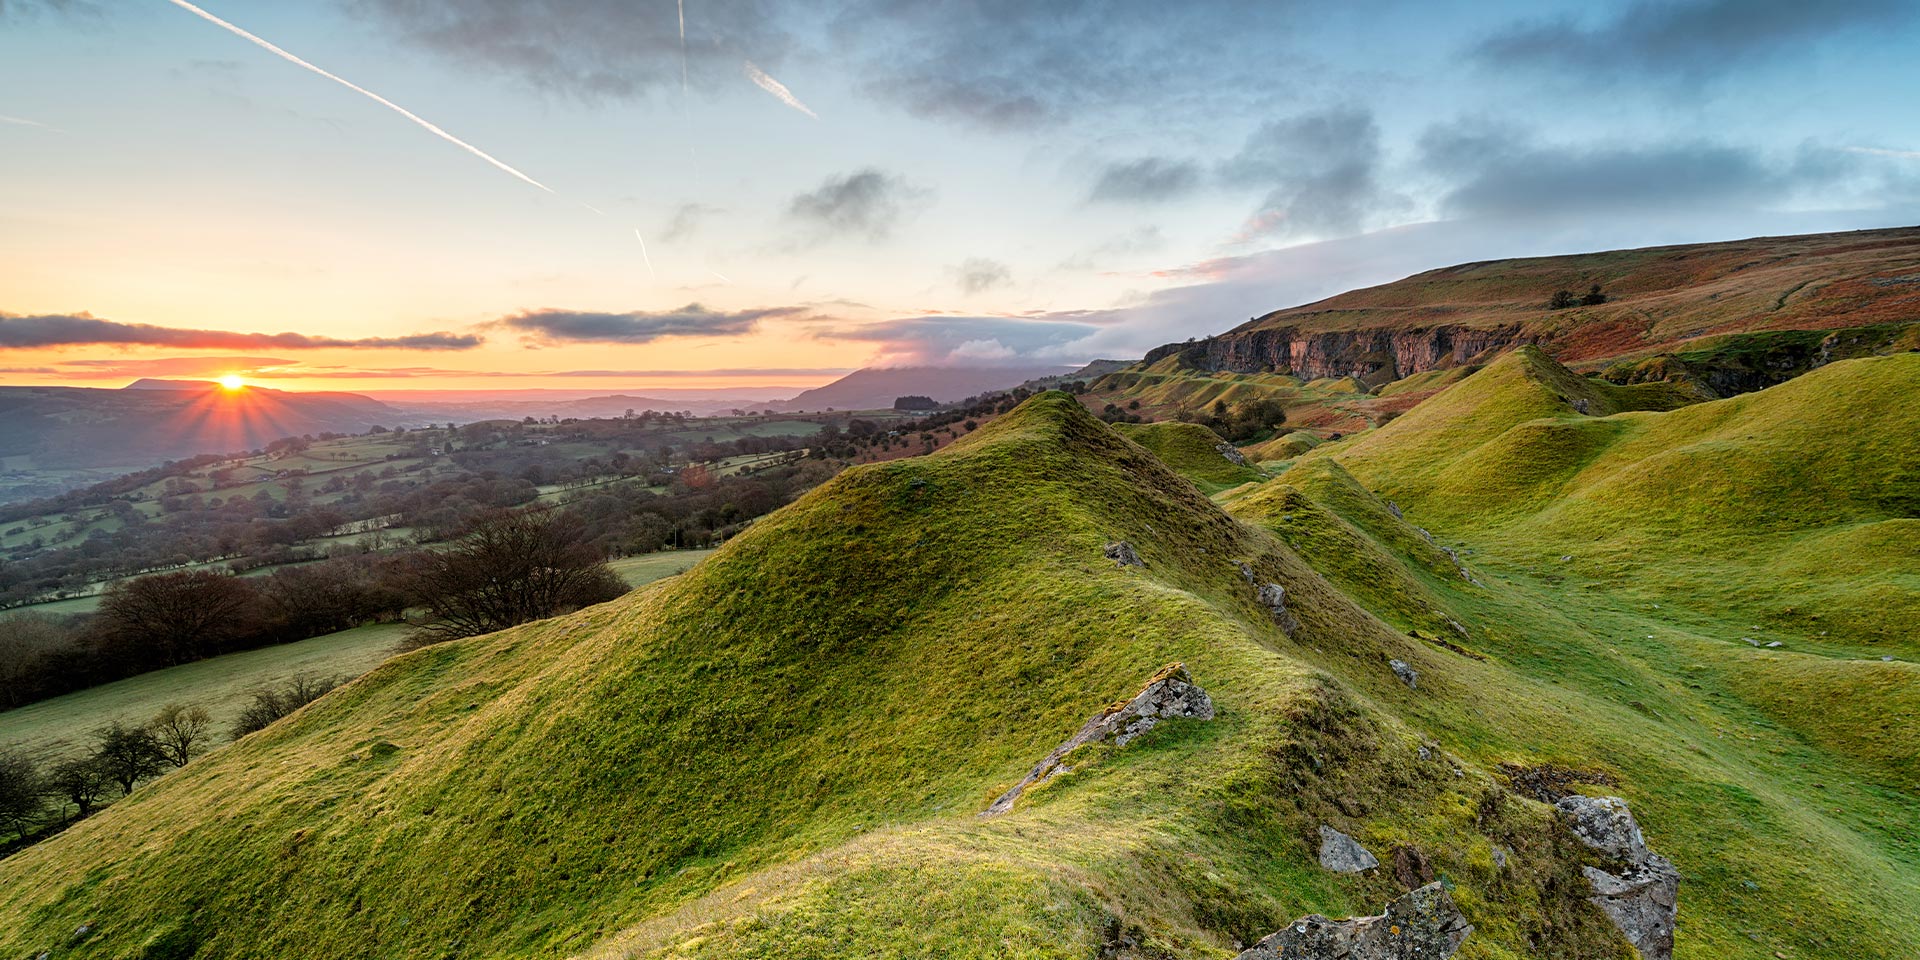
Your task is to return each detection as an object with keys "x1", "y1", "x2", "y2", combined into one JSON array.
[
  {"x1": 1743, "y1": 638, "x2": 1760, "y2": 647},
  {"x1": 1235, "y1": 883, "x2": 1473, "y2": 960},
  {"x1": 1883, "y1": 656, "x2": 1896, "y2": 662},
  {"x1": 1764, "y1": 641, "x2": 1783, "y2": 649},
  {"x1": 1390, "y1": 659, "x2": 1419, "y2": 690},
  {"x1": 983, "y1": 663, "x2": 1212, "y2": 816},
  {"x1": 1257, "y1": 581, "x2": 1301, "y2": 635},
  {"x1": 1318, "y1": 824, "x2": 1380, "y2": 873},
  {"x1": 1235, "y1": 560, "x2": 1257, "y2": 583},
  {"x1": 1491, "y1": 844, "x2": 1510, "y2": 870},
  {"x1": 1417, "y1": 741, "x2": 1436, "y2": 761},
  {"x1": 1104, "y1": 541, "x2": 1145, "y2": 567},
  {"x1": 1556, "y1": 795, "x2": 1678, "y2": 960},
  {"x1": 1387, "y1": 501, "x2": 1403, "y2": 519},
  {"x1": 1561, "y1": 555, "x2": 1573, "y2": 562},
  {"x1": 1216, "y1": 442, "x2": 1250, "y2": 466},
  {"x1": 1390, "y1": 845, "x2": 1435, "y2": 890}
]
